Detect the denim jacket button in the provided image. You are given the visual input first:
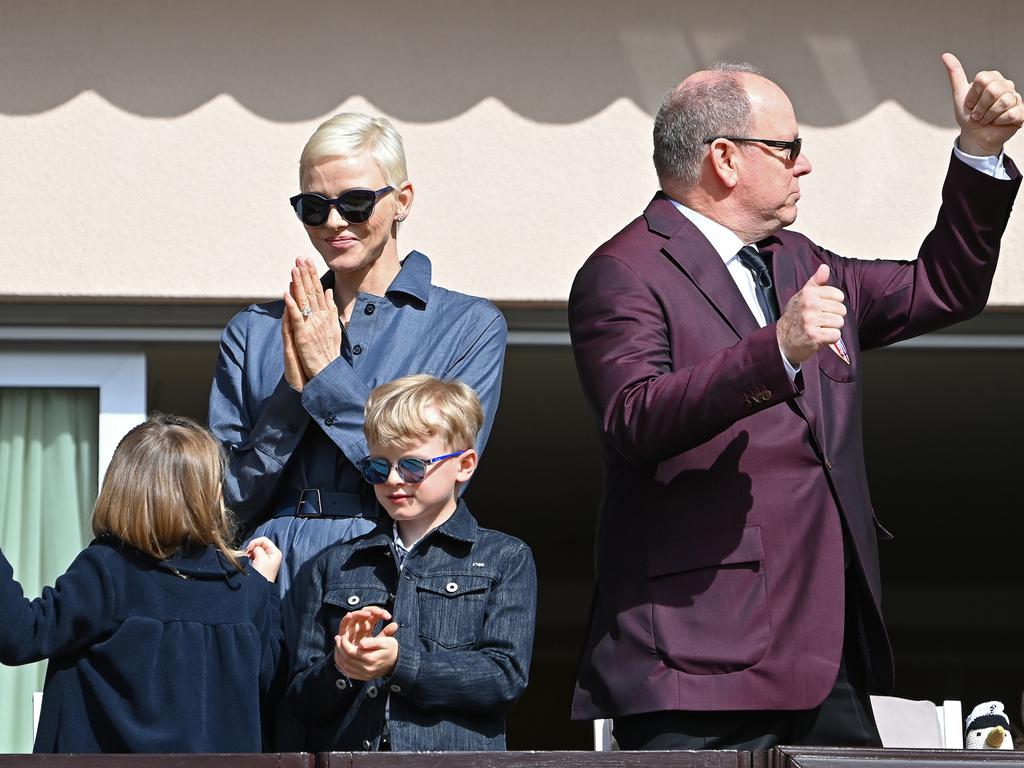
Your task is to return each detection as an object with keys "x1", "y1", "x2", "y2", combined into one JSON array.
[
  {"x1": 366, "y1": 685, "x2": 378, "y2": 698},
  {"x1": 347, "y1": 595, "x2": 360, "y2": 605},
  {"x1": 445, "y1": 581, "x2": 459, "y2": 593},
  {"x1": 389, "y1": 684, "x2": 402, "y2": 693},
  {"x1": 335, "y1": 677, "x2": 348, "y2": 691}
]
